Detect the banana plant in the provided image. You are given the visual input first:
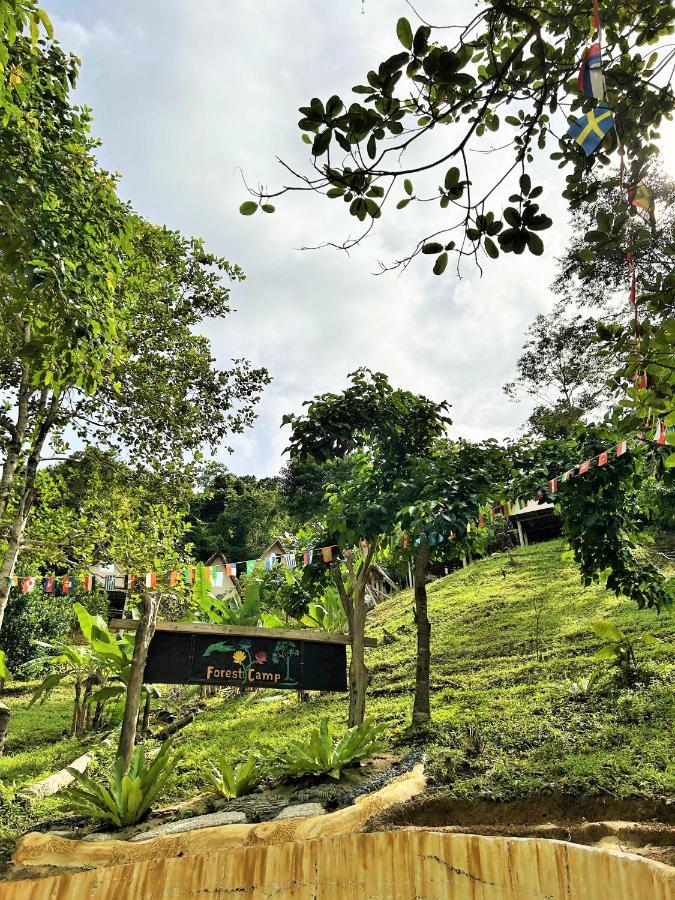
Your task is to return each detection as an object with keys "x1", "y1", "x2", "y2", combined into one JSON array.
[{"x1": 30, "y1": 641, "x2": 96, "y2": 737}]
